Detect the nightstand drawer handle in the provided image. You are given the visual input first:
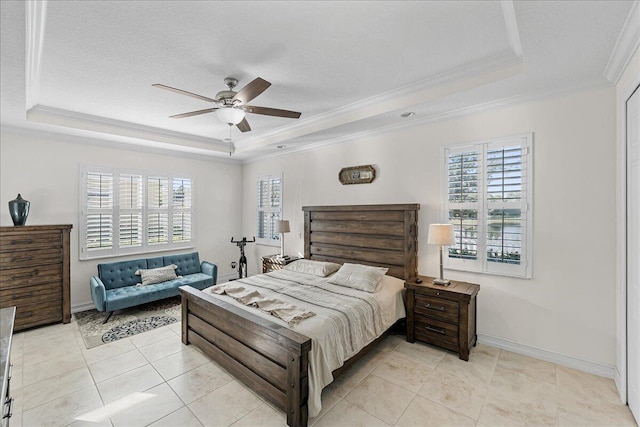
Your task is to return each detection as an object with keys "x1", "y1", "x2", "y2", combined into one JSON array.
[
  {"x1": 424, "y1": 325, "x2": 446, "y2": 335},
  {"x1": 424, "y1": 303, "x2": 445, "y2": 312}
]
